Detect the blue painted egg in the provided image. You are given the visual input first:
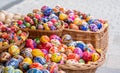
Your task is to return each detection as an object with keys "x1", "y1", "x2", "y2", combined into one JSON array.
[{"x1": 34, "y1": 56, "x2": 46, "y2": 65}]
